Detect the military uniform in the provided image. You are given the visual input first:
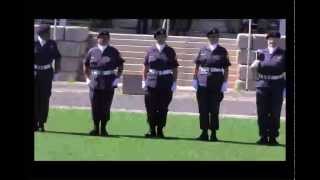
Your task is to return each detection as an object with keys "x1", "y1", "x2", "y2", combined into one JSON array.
[
  {"x1": 193, "y1": 28, "x2": 231, "y2": 141},
  {"x1": 143, "y1": 29, "x2": 179, "y2": 138},
  {"x1": 254, "y1": 31, "x2": 285, "y2": 145},
  {"x1": 83, "y1": 31, "x2": 125, "y2": 136},
  {"x1": 34, "y1": 24, "x2": 61, "y2": 132}
]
